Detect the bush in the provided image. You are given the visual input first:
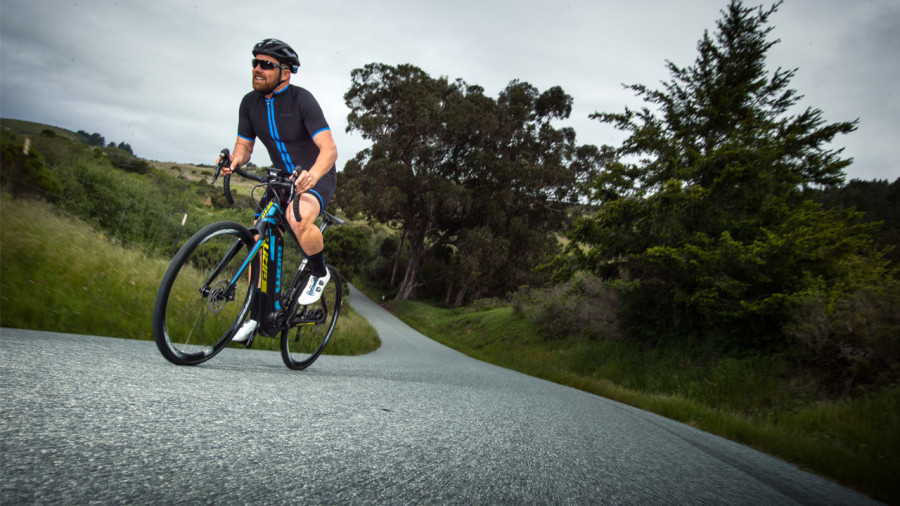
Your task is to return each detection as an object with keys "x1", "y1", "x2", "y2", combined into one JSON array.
[
  {"x1": 4, "y1": 129, "x2": 227, "y2": 257},
  {"x1": 0, "y1": 129, "x2": 62, "y2": 196},
  {"x1": 103, "y1": 146, "x2": 151, "y2": 174},
  {"x1": 513, "y1": 273, "x2": 621, "y2": 341},
  {"x1": 784, "y1": 275, "x2": 900, "y2": 393},
  {"x1": 324, "y1": 223, "x2": 369, "y2": 283}
]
